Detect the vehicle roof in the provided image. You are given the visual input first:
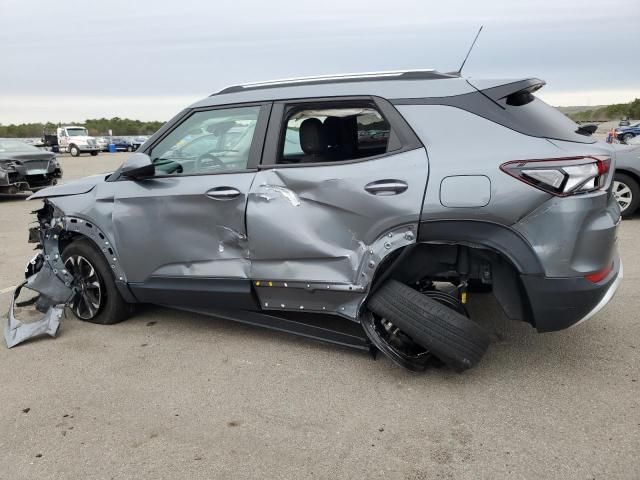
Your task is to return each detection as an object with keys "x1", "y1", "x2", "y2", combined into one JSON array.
[{"x1": 190, "y1": 70, "x2": 531, "y2": 109}]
